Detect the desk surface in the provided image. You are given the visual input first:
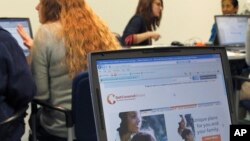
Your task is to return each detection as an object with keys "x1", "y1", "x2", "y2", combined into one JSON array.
[
  {"x1": 226, "y1": 51, "x2": 245, "y2": 60},
  {"x1": 129, "y1": 45, "x2": 246, "y2": 60}
]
